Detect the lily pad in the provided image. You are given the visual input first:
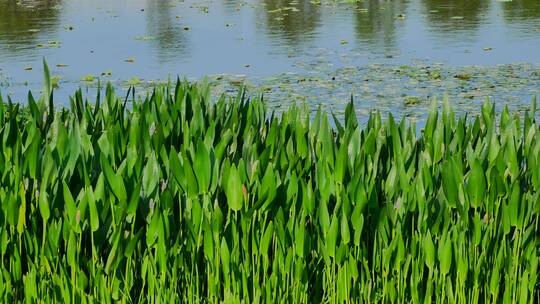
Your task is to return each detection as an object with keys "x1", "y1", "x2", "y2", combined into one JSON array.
[
  {"x1": 51, "y1": 76, "x2": 61, "y2": 88},
  {"x1": 455, "y1": 74, "x2": 471, "y2": 81},
  {"x1": 134, "y1": 35, "x2": 157, "y2": 41},
  {"x1": 404, "y1": 96, "x2": 420, "y2": 105},
  {"x1": 82, "y1": 74, "x2": 95, "y2": 82},
  {"x1": 127, "y1": 77, "x2": 142, "y2": 86}
]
